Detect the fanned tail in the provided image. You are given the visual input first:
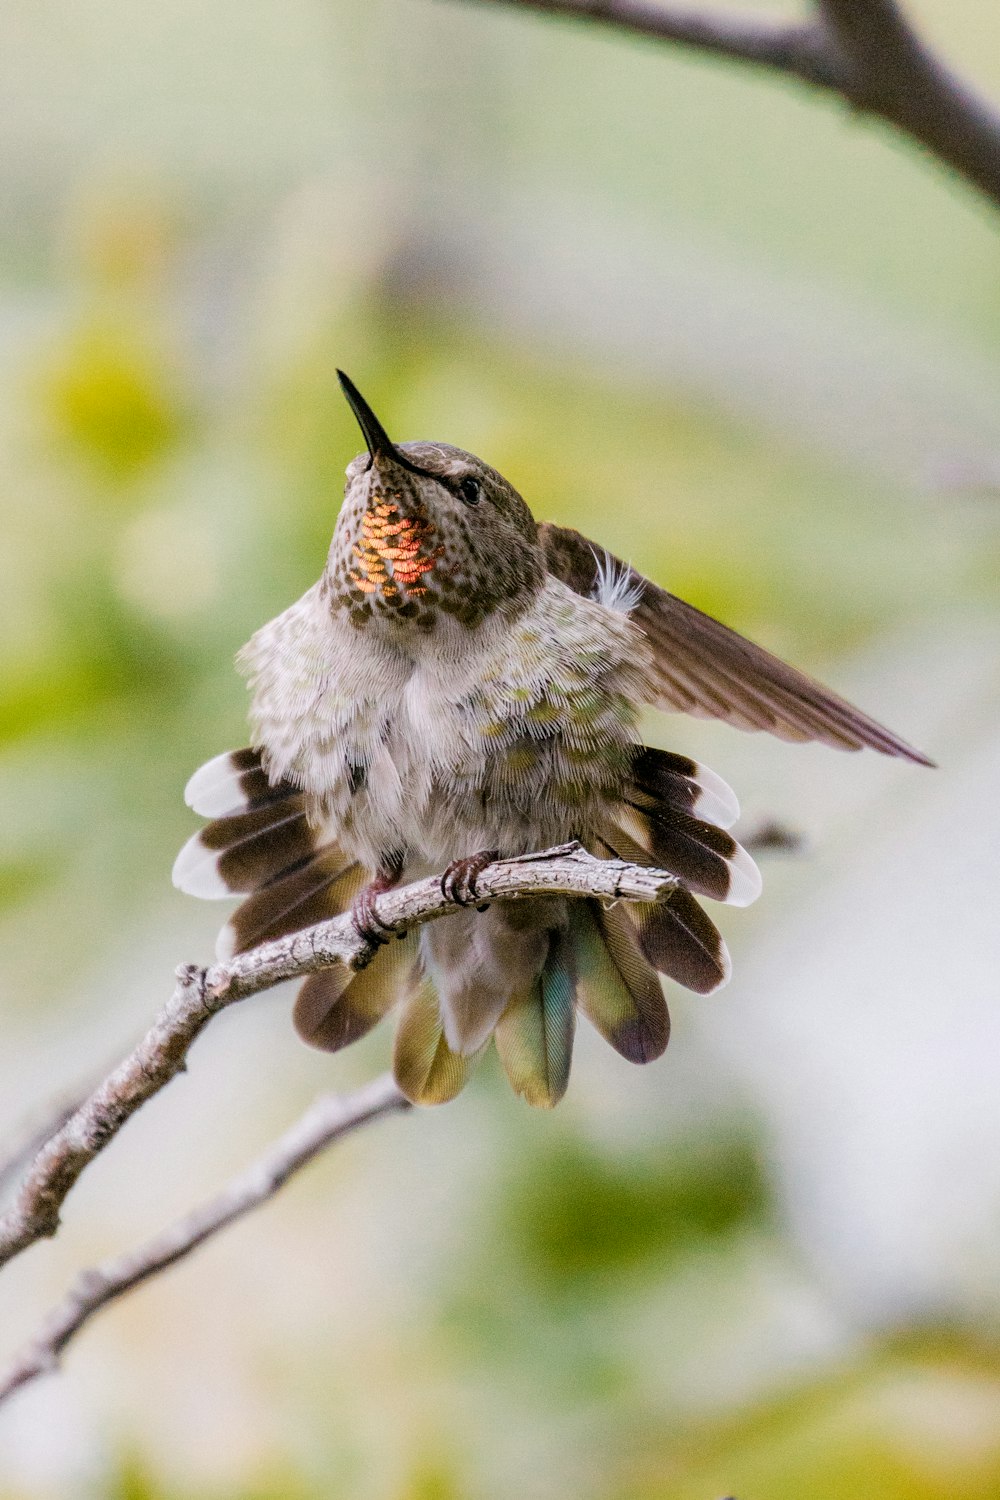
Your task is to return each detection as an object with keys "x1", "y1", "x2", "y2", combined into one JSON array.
[
  {"x1": 172, "y1": 746, "x2": 363, "y2": 961},
  {"x1": 172, "y1": 743, "x2": 755, "y2": 1110}
]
